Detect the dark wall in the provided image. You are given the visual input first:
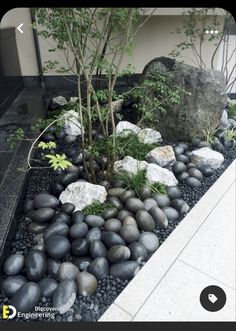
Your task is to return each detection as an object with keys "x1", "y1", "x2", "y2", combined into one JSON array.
[{"x1": 0, "y1": 28, "x2": 23, "y2": 117}]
